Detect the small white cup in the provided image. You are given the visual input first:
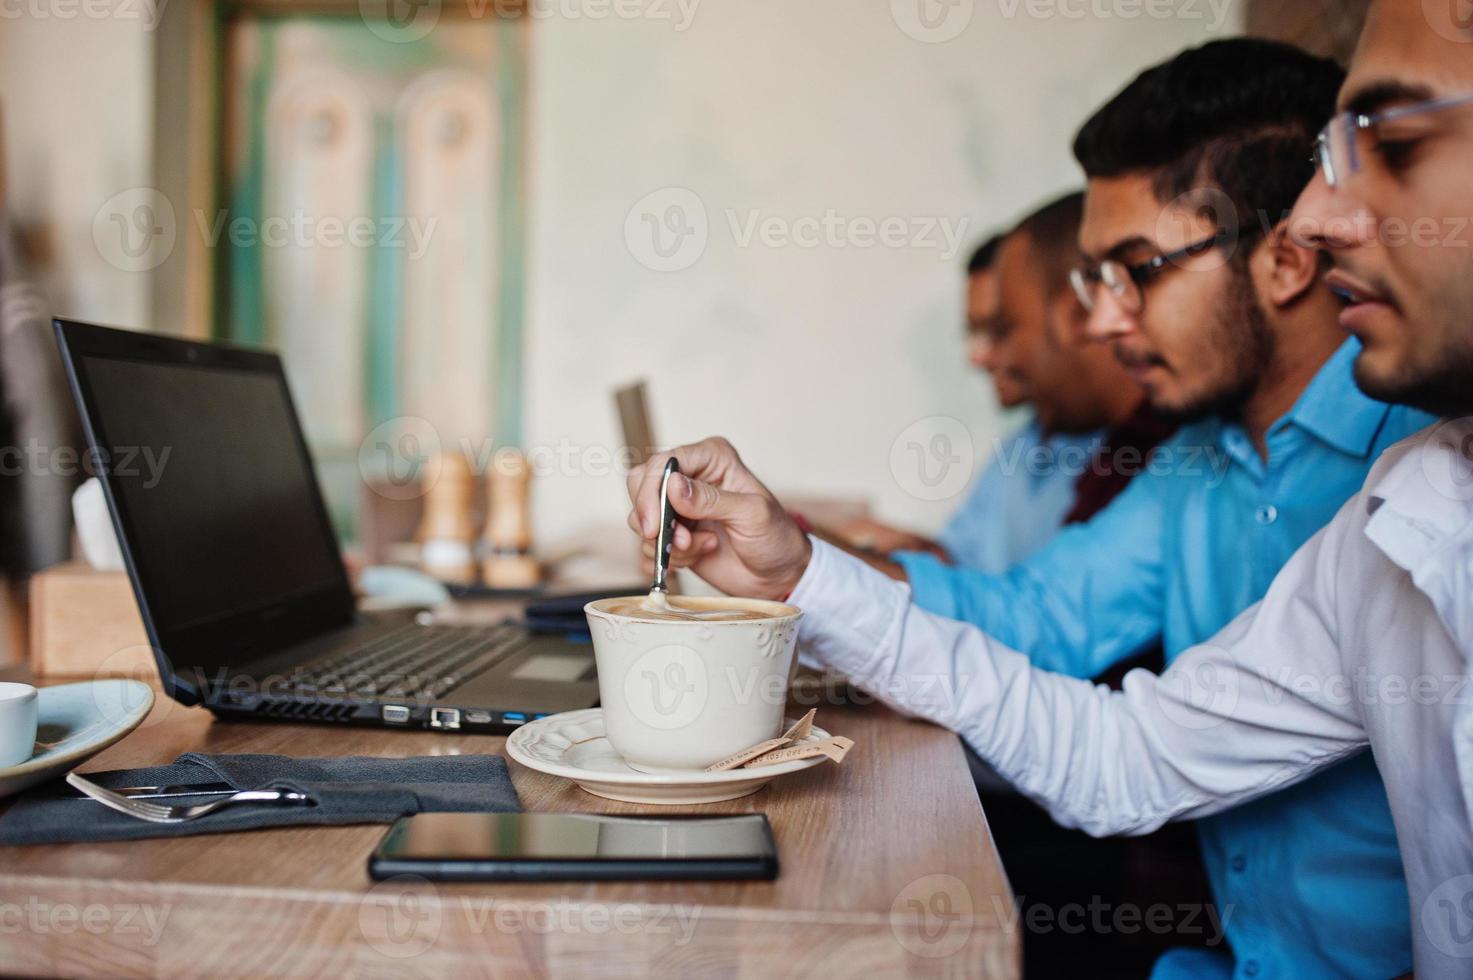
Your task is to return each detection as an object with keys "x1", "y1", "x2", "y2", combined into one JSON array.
[
  {"x1": 585, "y1": 596, "x2": 802, "y2": 772},
  {"x1": 0, "y1": 682, "x2": 39, "y2": 768}
]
